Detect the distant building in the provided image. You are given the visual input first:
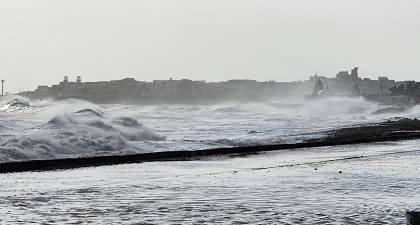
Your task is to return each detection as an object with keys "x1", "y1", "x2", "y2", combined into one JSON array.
[
  {"x1": 336, "y1": 67, "x2": 359, "y2": 81},
  {"x1": 18, "y1": 68, "x2": 406, "y2": 104},
  {"x1": 20, "y1": 76, "x2": 297, "y2": 103}
]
